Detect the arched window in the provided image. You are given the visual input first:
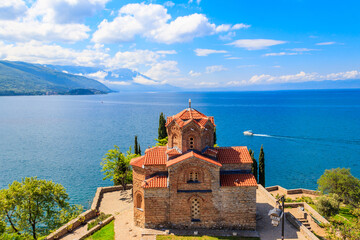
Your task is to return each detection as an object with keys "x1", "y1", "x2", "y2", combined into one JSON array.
[
  {"x1": 191, "y1": 198, "x2": 200, "y2": 220},
  {"x1": 172, "y1": 135, "x2": 178, "y2": 147},
  {"x1": 136, "y1": 193, "x2": 143, "y2": 209},
  {"x1": 188, "y1": 171, "x2": 199, "y2": 183},
  {"x1": 189, "y1": 137, "x2": 194, "y2": 149}
]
